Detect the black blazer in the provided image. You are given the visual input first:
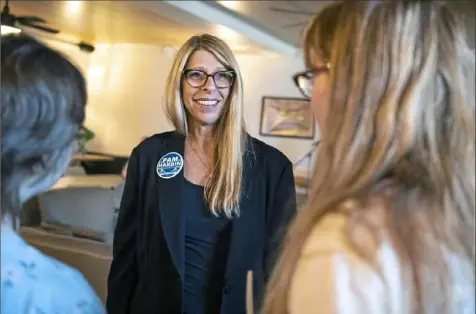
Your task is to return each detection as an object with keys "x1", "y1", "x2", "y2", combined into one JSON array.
[{"x1": 106, "y1": 131, "x2": 296, "y2": 314}]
